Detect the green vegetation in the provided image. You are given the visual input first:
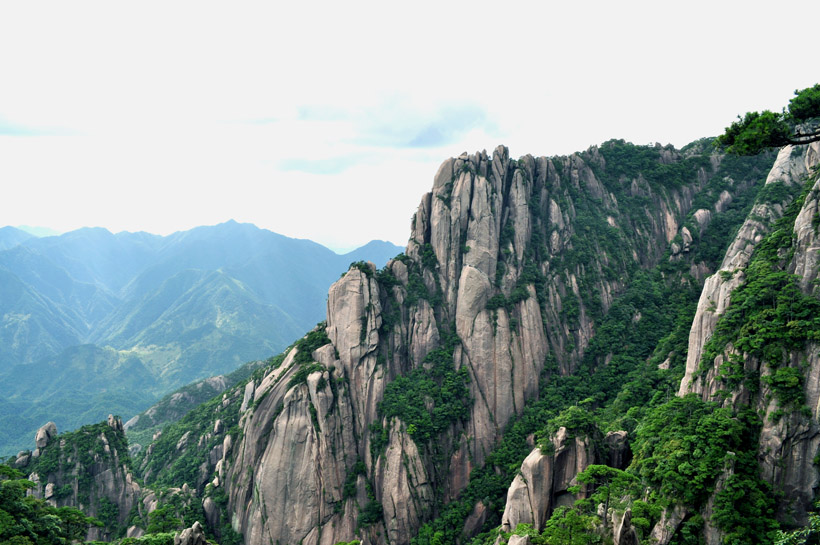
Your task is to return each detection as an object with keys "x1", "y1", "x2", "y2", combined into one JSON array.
[
  {"x1": 23, "y1": 421, "x2": 132, "y2": 508},
  {"x1": 632, "y1": 396, "x2": 777, "y2": 545},
  {"x1": 349, "y1": 261, "x2": 375, "y2": 278},
  {"x1": 337, "y1": 458, "x2": 382, "y2": 529},
  {"x1": 114, "y1": 138, "x2": 789, "y2": 545},
  {"x1": 95, "y1": 533, "x2": 175, "y2": 545},
  {"x1": 371, "y1": 330, "x2": 470, "y2": 453},
  {"x1": 287, "y1": 326, "x2": 332, "y2": 389},
  {"x1": 716, "y1": 84, "x2": 820, "y2": 155},
  {"x1": 492, "y1": 466, "x2": 640, "y2": 545},
  {"x1": 135, "y1": 324, "x2": 330, "y2": 489},
  {"x1": 773, "y1": 504, "x2": 820, "y2": 544},
  {"x1": 126, "y1": 358, "x2": 267, "y2": 449},
  {"x1": 134, "y1": 387, "x2": 243, "y2": 490},
  {"x1": 204, "y1": 485, "x2": 242, "y2": 545},
  {"x1": 465, "y1": 398, "x2": 777, "y2": 545},
  {"x1": 699, "y1": 173, "x2": 820, "y2": 409},
  {"x1": 7, "y1": 121, "x2": 812, "y2": 545},
  {"x1": 389, "y1": 245, "x2": 444, "y2": 309},
  {"x1": 0, "y1": 464, "x2": 101, "y2": 545},
  {"x1": 598, "y1": 140, "x2": 710, "y2": 191},
  {"x1": 414, "y1": 263, "x2": 700, "y2": 544},
  {"x1": 0, "y1": 225, "x2": 400, "y2": 457}
]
